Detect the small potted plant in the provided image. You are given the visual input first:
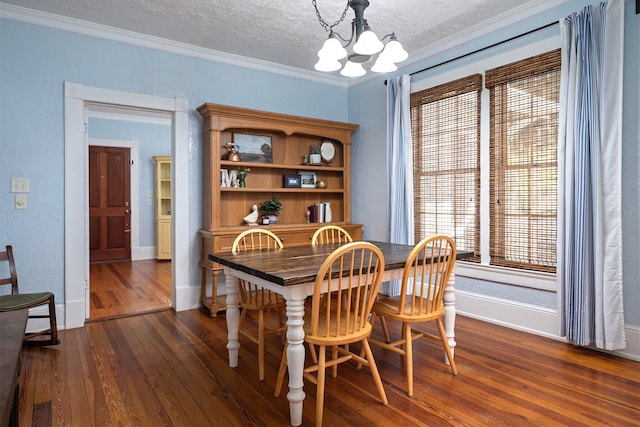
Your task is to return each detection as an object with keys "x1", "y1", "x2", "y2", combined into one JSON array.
[
  {"x1": 309, "y1": 144, "x2": 322, "y2": 165},
  {"x1": 260, "y1": 197, "x2": 282, "y2": 224}
]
